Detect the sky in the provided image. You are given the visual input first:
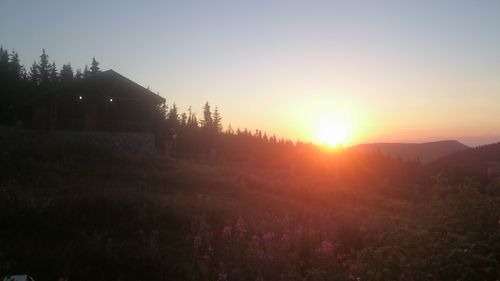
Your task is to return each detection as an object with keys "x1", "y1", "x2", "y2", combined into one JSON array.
[{"x1": 1, "y1": 0, "x2": 500, "y2": 146}]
